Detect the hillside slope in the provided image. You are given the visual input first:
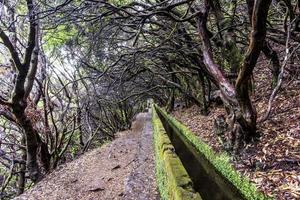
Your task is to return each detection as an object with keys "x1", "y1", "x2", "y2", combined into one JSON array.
[{"x1": 172, "y1": 61, "x2": 300, "y2": 199}]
